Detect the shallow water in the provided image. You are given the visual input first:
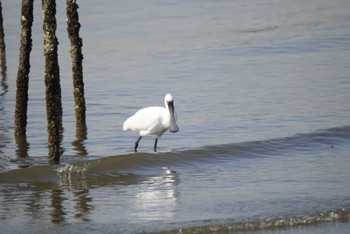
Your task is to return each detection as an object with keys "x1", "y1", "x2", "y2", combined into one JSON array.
[{"x1": 1, "y1": 0, "x2": 350, "y2": 233}]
